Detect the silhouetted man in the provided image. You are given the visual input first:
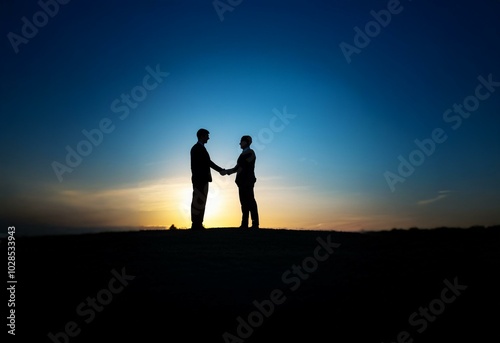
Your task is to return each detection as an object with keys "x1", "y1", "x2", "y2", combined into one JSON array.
[
  {"x1": 190, "y1": 128, "x2": 224, "y2": 230},
  {"x1": 227, "y1": 135, "x2": 259, "y2": 229}
]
